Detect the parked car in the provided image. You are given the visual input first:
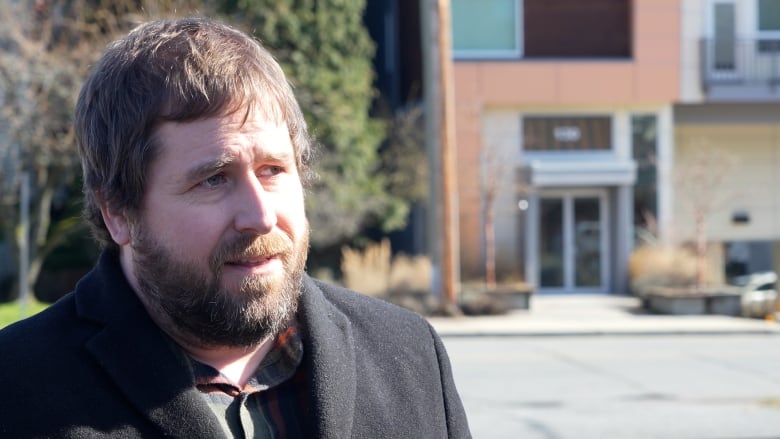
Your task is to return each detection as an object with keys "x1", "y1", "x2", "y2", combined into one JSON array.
[{"x1": 730, "y1": 271, "x2": 777, "y2": 319}]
